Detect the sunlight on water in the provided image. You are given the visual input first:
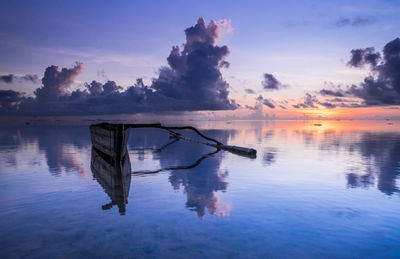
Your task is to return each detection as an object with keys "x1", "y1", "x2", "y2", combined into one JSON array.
[{"x1": 0, "y1": 120, "x2": 399, "y2": 258}]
